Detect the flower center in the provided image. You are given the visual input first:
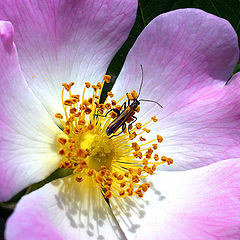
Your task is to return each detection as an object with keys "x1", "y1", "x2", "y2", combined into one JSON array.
[
  {"x1": 55, "y1": 75, "x2": 173, "y2": 199},
  {"x1": 80, "y1": 133, "x2": 120, "y2": 171}
]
